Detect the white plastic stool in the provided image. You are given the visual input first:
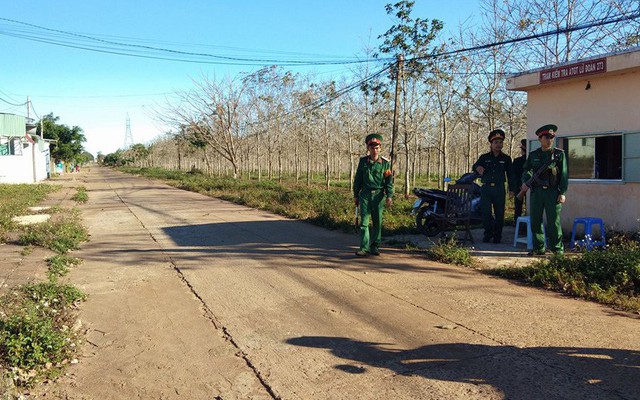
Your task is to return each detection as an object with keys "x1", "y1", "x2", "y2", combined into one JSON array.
[{"x1": 513, "y1": 216, "x2": 546, "y2": 250}]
